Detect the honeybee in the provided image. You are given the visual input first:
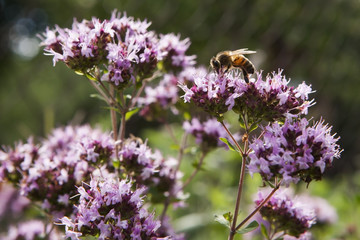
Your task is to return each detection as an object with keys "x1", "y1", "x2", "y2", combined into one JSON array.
[{"x1": 210, "y1": 48, "x2": 256, "y2": 83}]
